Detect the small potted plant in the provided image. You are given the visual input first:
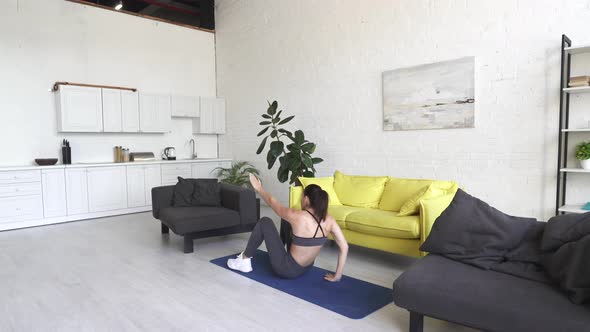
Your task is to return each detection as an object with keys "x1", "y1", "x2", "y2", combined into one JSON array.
[
  {"x1": 576, "y1": 142, "x2": 590, "y2": 170},
  {"x1": 214, "y1": 161, "x2": 261, "y2": 218}
]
